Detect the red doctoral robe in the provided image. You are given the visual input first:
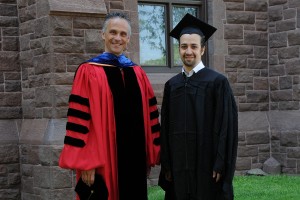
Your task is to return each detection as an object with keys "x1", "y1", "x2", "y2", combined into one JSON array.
[{"x1": 59, "y1": 63, "x2": 160, "y2": 200}]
